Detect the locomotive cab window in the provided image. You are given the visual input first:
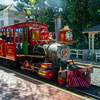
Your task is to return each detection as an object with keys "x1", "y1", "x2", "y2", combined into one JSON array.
[
  {"x1": 23, "y1": 26, "x2": 28, "y2": 41},
  {"x1": 0, "y1": 30, "x2": 3, "y2": 39},
  {"x1": 31, "y1": 30, "x2": 40, "y2": 40},
  {"x1": 11, "y1": 29, "x2": 14, "y2": 42},
  {"x1": 31, "y1": 31, "x2": 35, "y2": 40},
  {"x1": 31, "y1": 28, "x2": 41, "y2": 40}
]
